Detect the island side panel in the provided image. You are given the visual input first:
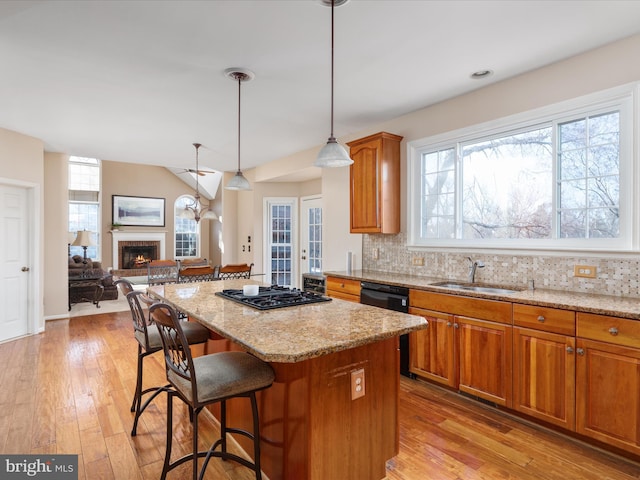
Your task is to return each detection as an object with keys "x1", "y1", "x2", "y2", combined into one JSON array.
[
  {"x1": 204, "y1": 334, "x2": 400, "y2": 480},
  {"x1": 205, "y1": 335, "x2": 310, "y2": 480},
  {"x1": 309, "y1": 336, "x2": 399, "y2": 480}
]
